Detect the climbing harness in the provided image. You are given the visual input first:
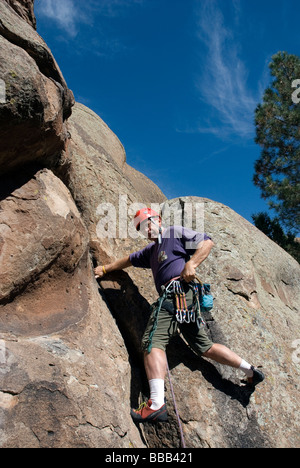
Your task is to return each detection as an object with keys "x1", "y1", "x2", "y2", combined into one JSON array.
[
  {"x1": 146, "y1": 277, "x2": 213, "y2": 353},
  {"x1": 166, "y1": 277, "x2": 211, "y2": 328}
]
